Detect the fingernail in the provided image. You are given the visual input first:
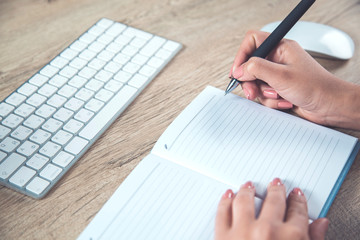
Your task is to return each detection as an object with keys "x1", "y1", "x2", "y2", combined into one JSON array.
[
  {"x1": 222, "y1": 189, "x2": 234, "y2": 199},
  {"x1": 228, "y1": 67, "x2": 233, "y2": 78},
  {"x1": 277, "y1": 101, "x2": 293, "y2": 109},
  {"x1": 232, "y1": 65, "x2": 244, "y2": 79},
  {"x1": 270, "y1": 178, "x2": 283, "y2": 187},
  {"x1": 243, "y1": 88, "x2": 250, "y2": 99},
  {"x1": 263, "y1": 89, "x2": 278, "y2": 99},
  {"x1": 241, "y1": 181, "x2": 255, "y2": 189},
  {"x1": 292, "y1": 187, "x2": 304, "y2": 196}
]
